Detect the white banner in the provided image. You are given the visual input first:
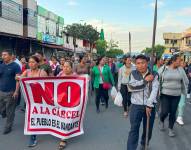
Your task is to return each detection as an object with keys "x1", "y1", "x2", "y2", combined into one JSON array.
[{"x1": 20, "y1": 75, "x2": 89, "y2": 139}]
